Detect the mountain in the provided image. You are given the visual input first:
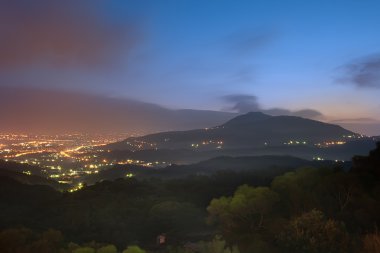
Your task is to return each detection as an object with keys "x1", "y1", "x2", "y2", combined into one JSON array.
[{"x1": 110, "y1": 112, "x2": 356, "y2": 151}]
